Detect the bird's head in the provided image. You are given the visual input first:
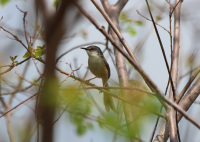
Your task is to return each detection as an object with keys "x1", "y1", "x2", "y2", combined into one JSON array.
[{"x1": 81, "y1": 46, "x2": 103, "y2": 58}]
